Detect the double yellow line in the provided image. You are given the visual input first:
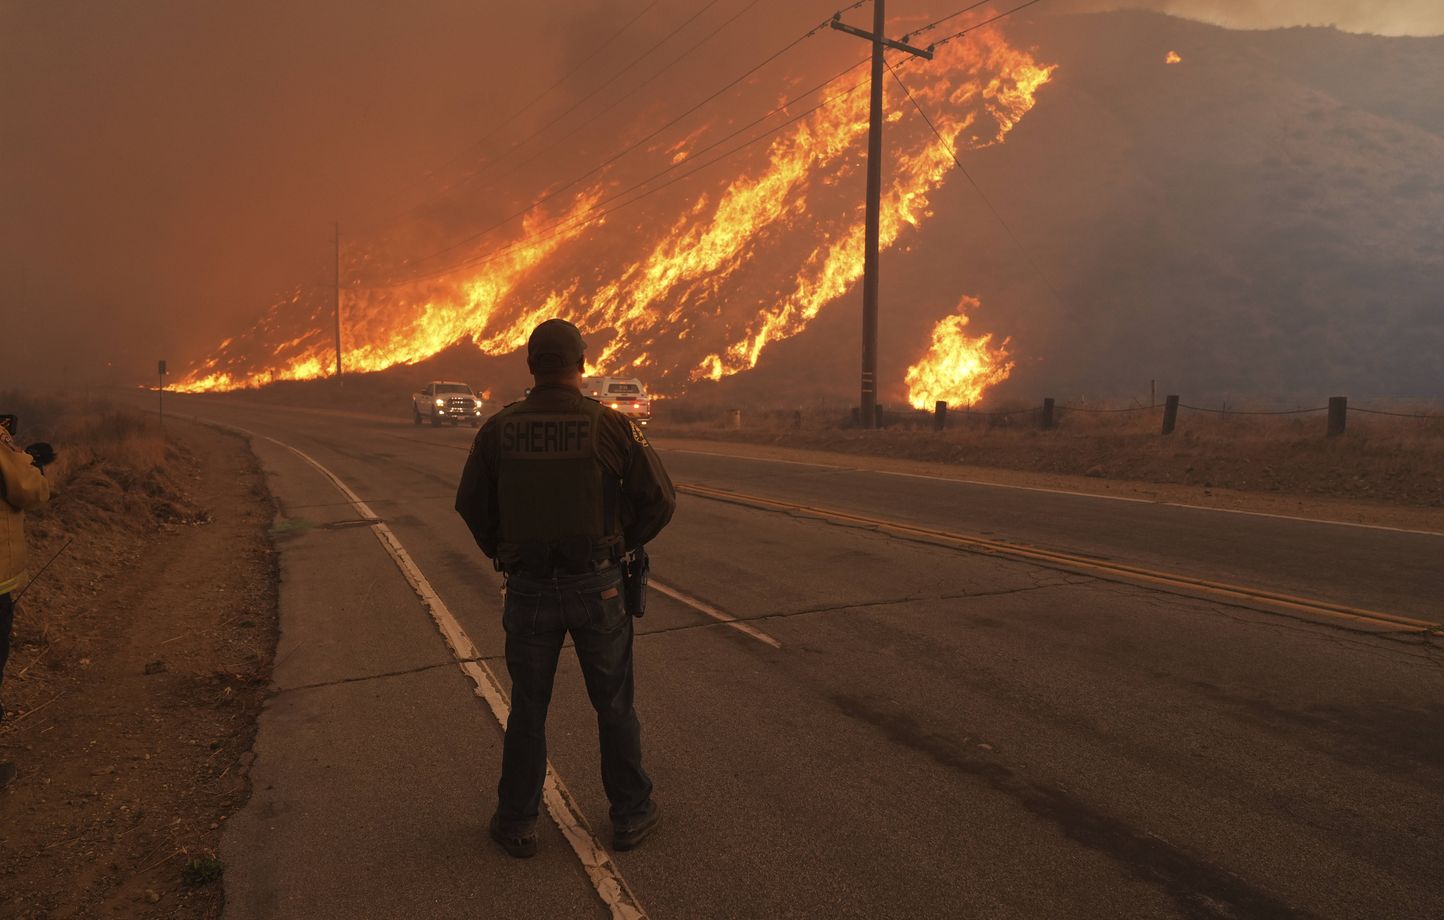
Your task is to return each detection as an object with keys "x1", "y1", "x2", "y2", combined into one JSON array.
[{"x1": 676, "y1": 482, "x2": 1441, "y2": 635}]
